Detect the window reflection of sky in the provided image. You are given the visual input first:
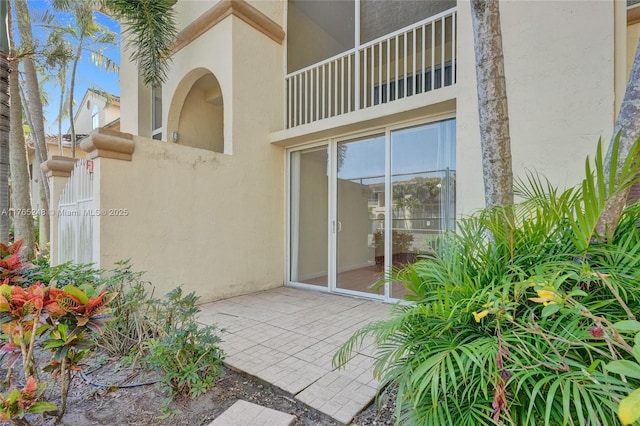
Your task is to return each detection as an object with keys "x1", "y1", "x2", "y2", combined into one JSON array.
[
  {"x1": 337, "y1": 119, "x2": 456, "y2": 184},
  {"x1": 338, "y1": 136, "x2": 385, "y2": 183}
]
